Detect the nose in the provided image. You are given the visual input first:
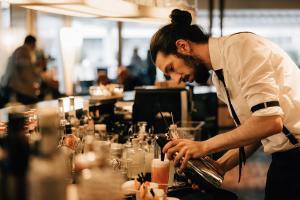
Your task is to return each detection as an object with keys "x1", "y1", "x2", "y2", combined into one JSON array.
[{"x1": 170, "y1": 73, "x2": 182, "y2": 84}]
